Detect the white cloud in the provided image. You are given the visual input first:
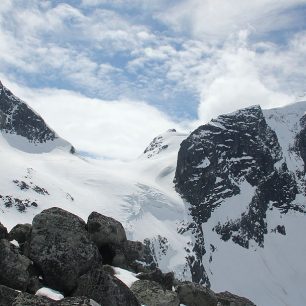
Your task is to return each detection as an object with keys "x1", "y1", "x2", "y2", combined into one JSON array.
[
  {"x1": 1, "y1": 77, "x2": 184, "y2": 160},
  {"x1": 158, "y1": 0, "x2": 306, "y2": 40}
]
